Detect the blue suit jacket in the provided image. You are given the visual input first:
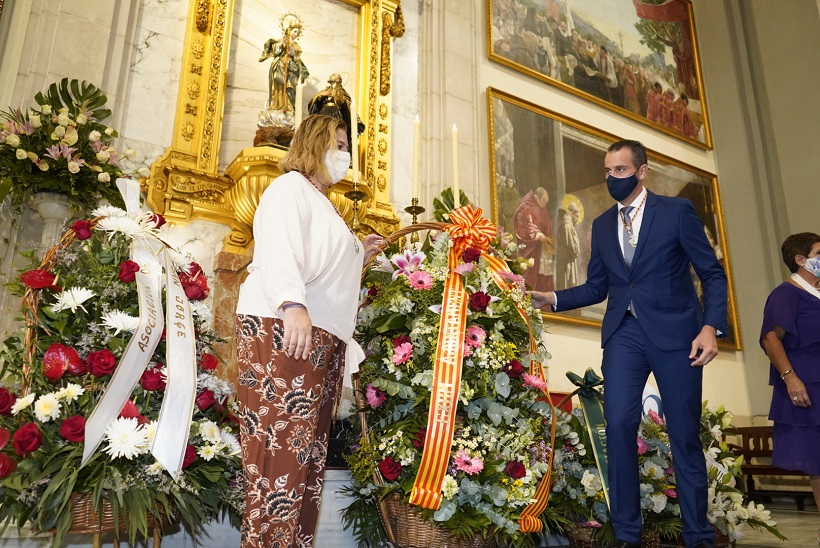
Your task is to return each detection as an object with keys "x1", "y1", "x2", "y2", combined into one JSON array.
[{"x1": 554, "y1": 191, "x2": 728, "y2": 351}]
